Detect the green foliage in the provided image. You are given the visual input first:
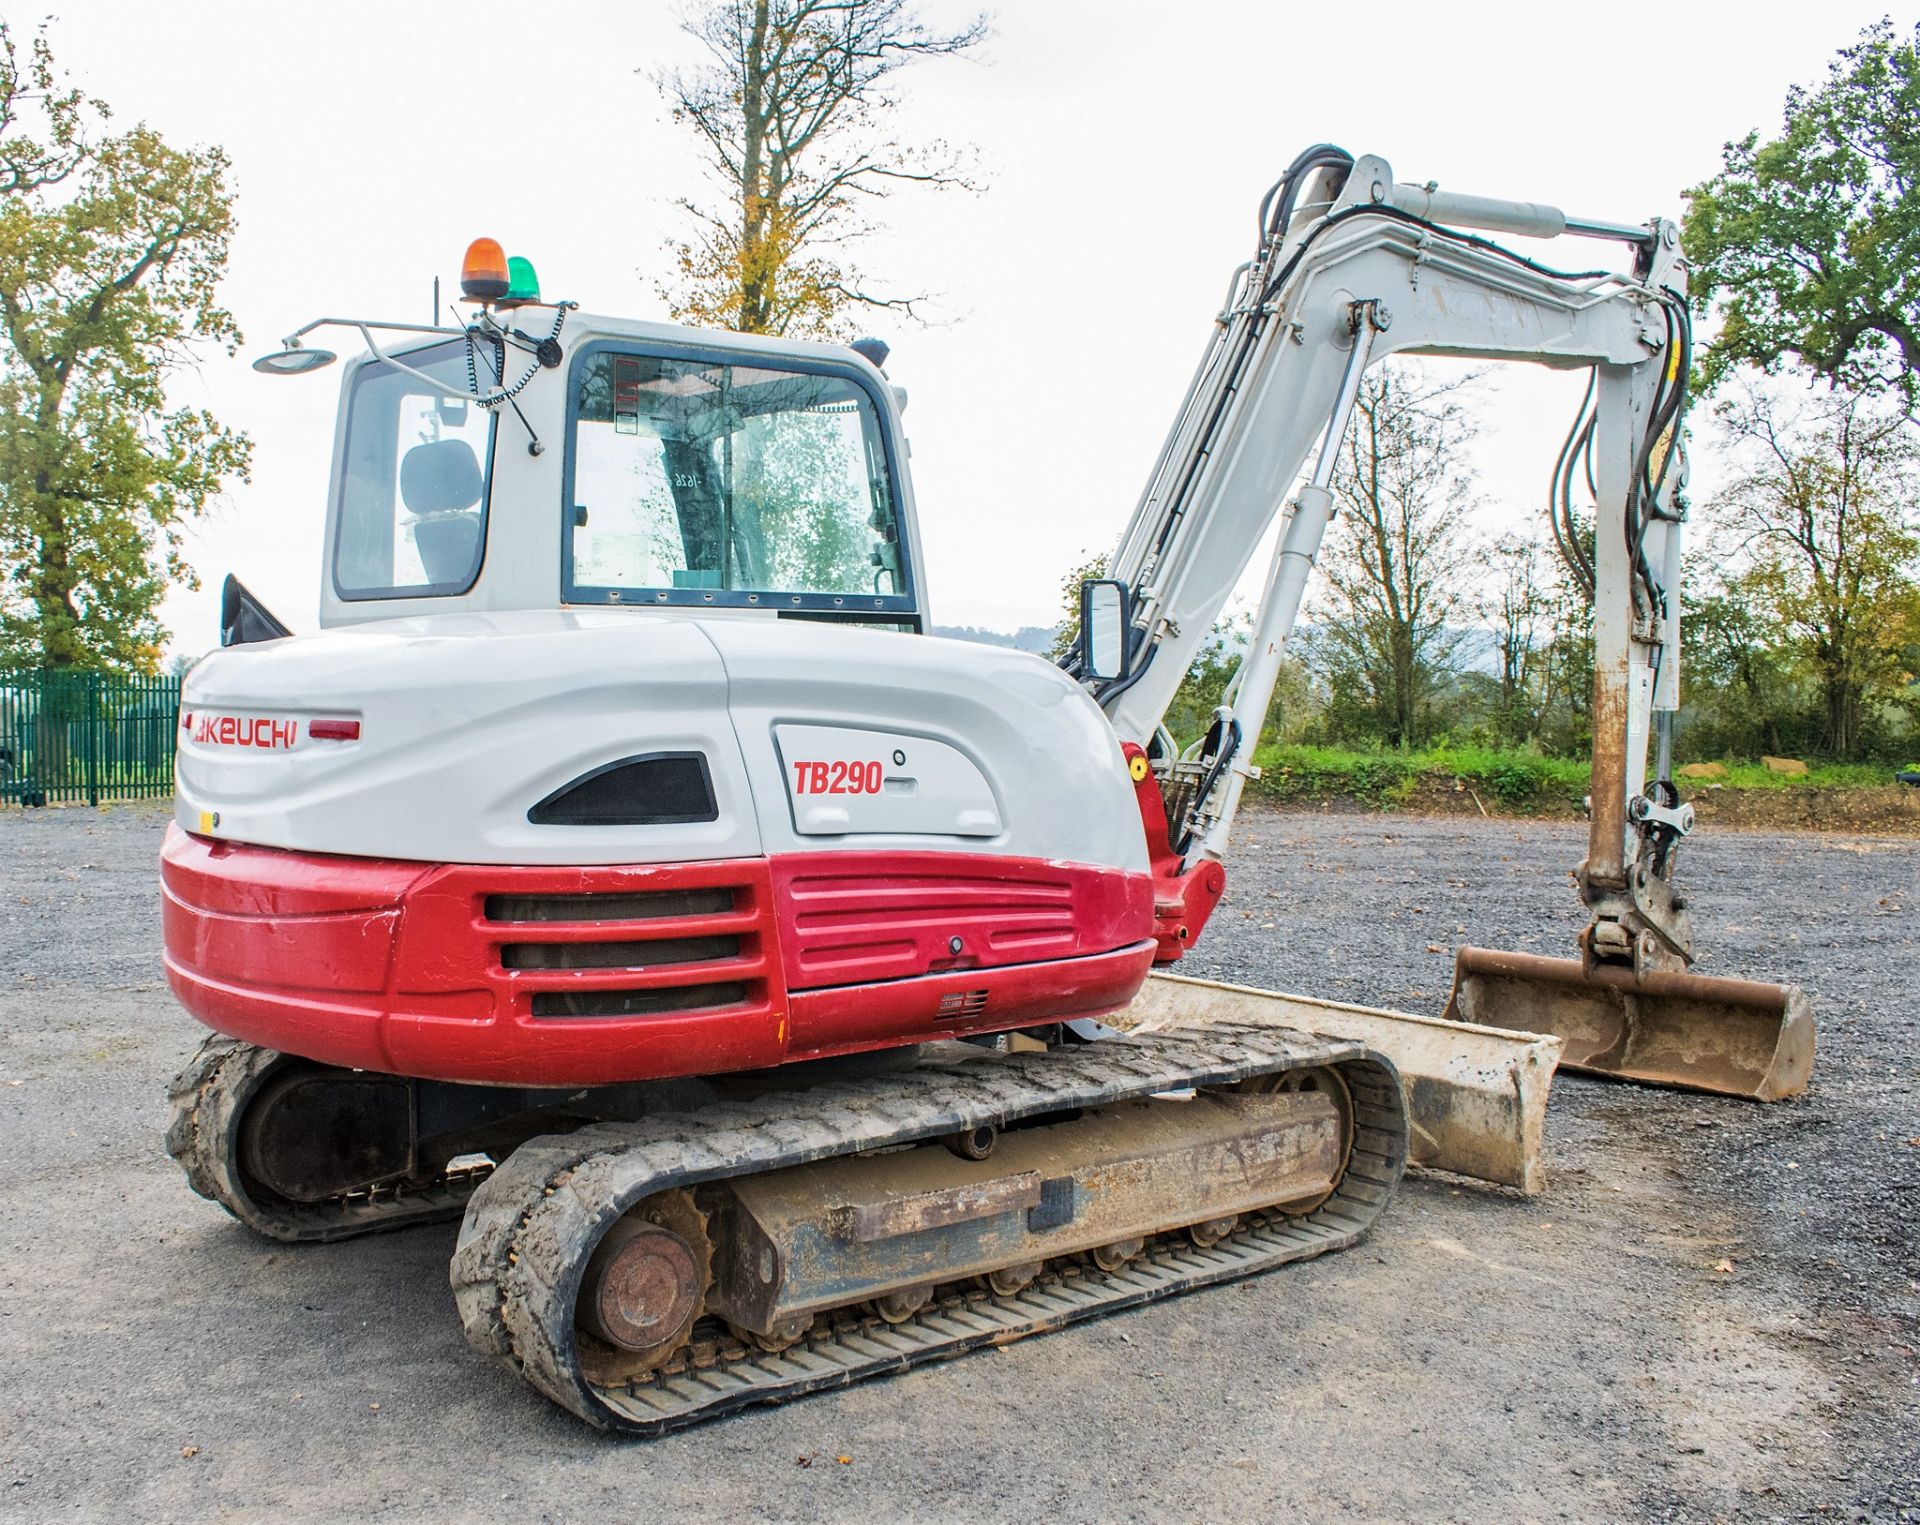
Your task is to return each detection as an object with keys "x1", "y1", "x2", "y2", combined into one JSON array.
[
  {"x1": 1695, "y1": 378, "x2": 1920, "y2": 761},
  {"x1": 0, "y1": 22, "x2": 249, "y2": 672},
  {"x1": 1707, "y1": 759, "x2": 1891, "y2": 790},
  {"x1": 1675, "y1": 21, "x2": 1920, "y2": 766},
  {"x1": 1680, "y1": 582, "x2": 1803, "y2": 758},
  {"x1": 1250, "y1": 743, "x2": 1590, "y2": 809},
  {"x1": 1157, "y1": 613, "x2": 1310, "y2": 748},
  {"x1": 1050, "y1": 549, "x2": 1108, "y2": 661},
  {"x1": 1048, "y1": 550, "x2": 1295, "y2": 751},
  {"x1": 1683, "y1": 20, "x2": 1920, "y2": 400},
  {"x1": 1247, "y1": 742, "x2": 1888, "y2": 812},
  {"x1": 1249, "y1": 744, "x2": 1423, "y2": 807}
]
